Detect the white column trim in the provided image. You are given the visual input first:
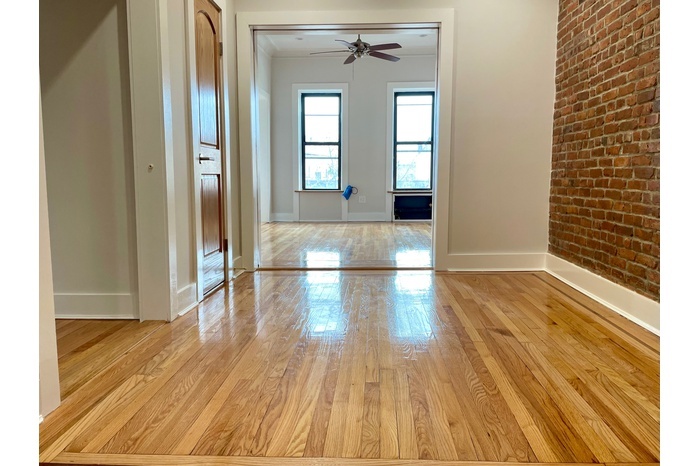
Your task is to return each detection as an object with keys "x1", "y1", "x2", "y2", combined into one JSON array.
[{"x1": 126, "y1": 0, "x2": 179, "y2": 321}]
